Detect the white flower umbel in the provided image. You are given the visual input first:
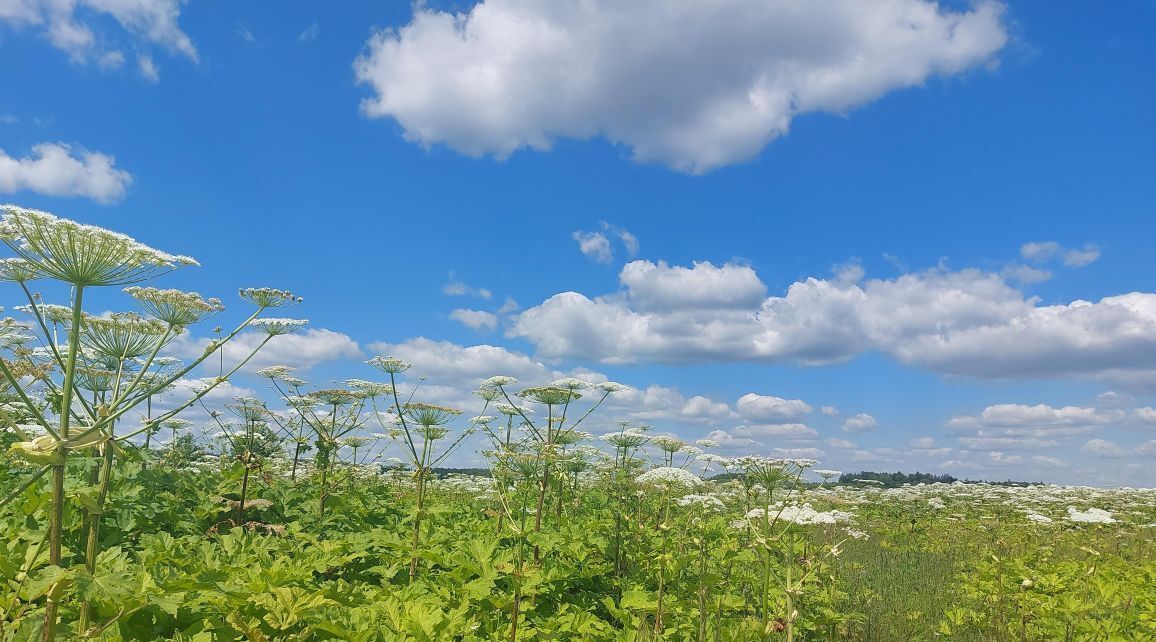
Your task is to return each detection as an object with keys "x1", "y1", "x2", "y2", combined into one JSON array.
[
  {"x1": 247, "y1": 317, "x2": 307, "y2": 336},
  {"x1": 636, "y1": 466, "x2": 703, "y2": 490},
  {"x1": 0, "y1": 205, "x2": 197, "y2": 286},
  {"x1": 1066, "y1": 506, "x2": 1116, "y2": 524}
]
